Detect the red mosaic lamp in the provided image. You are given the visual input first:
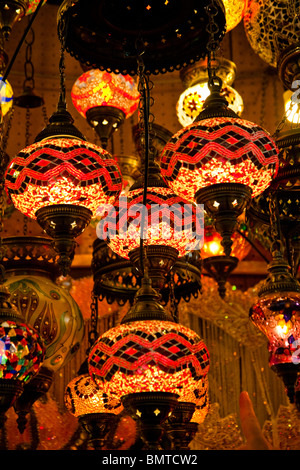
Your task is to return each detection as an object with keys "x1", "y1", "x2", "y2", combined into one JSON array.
[
  {"x1": 5, "y1": 99, "x2": 123, "y2": 275},
  {"x1": 160, "y1": 76, "x2": 279, "y2": 258},
  {"x1": 88, "y1": 275, "x2": 210, "y2": 449},
  {"x1": 98, "y1": 168, "x2": 203, "y2": 292},
  {"x1": 71, "y1": 69, "x2": 140, "y2": 148}
]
